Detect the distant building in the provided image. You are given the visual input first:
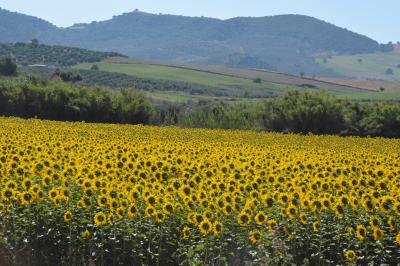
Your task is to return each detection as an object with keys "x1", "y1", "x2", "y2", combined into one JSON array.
[{"x1": 28, "y1": 64, "x2": 48, "y2": 68}]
